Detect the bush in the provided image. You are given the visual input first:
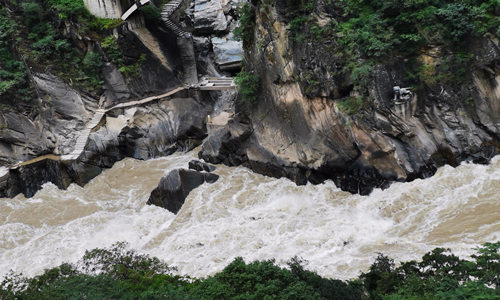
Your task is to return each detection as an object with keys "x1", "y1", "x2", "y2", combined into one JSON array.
[
  {"x1": 233, "y1": 3, "x2": 256, "y2": 47},
  {"x1": 90, "y1": 18, "x2": 123, "y2": 30},
  {"x1": 20, "y1": 2, "x2": 44, "y2": 26},
  {"x1": 46, "y1": 0, "x2": 90, "y2": 21},
  {"x1": 235, "y1": 70, "x2": 260, "y2": 104},
  {"x1": 140, "y1": 5, "x2": 162, "y2": 23},
  {"x1": 3, "y1": 242, "x2": 500, "y2": 299},
  {"x1": 102, "y1": 36, "x2": 123, "y2": 65},
  {"x1": 0, "y1": 7, "x2": 29, "y2": 98},
  {"x1": 338, "y1": 96, "x2": 371, "y2": 115}
]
